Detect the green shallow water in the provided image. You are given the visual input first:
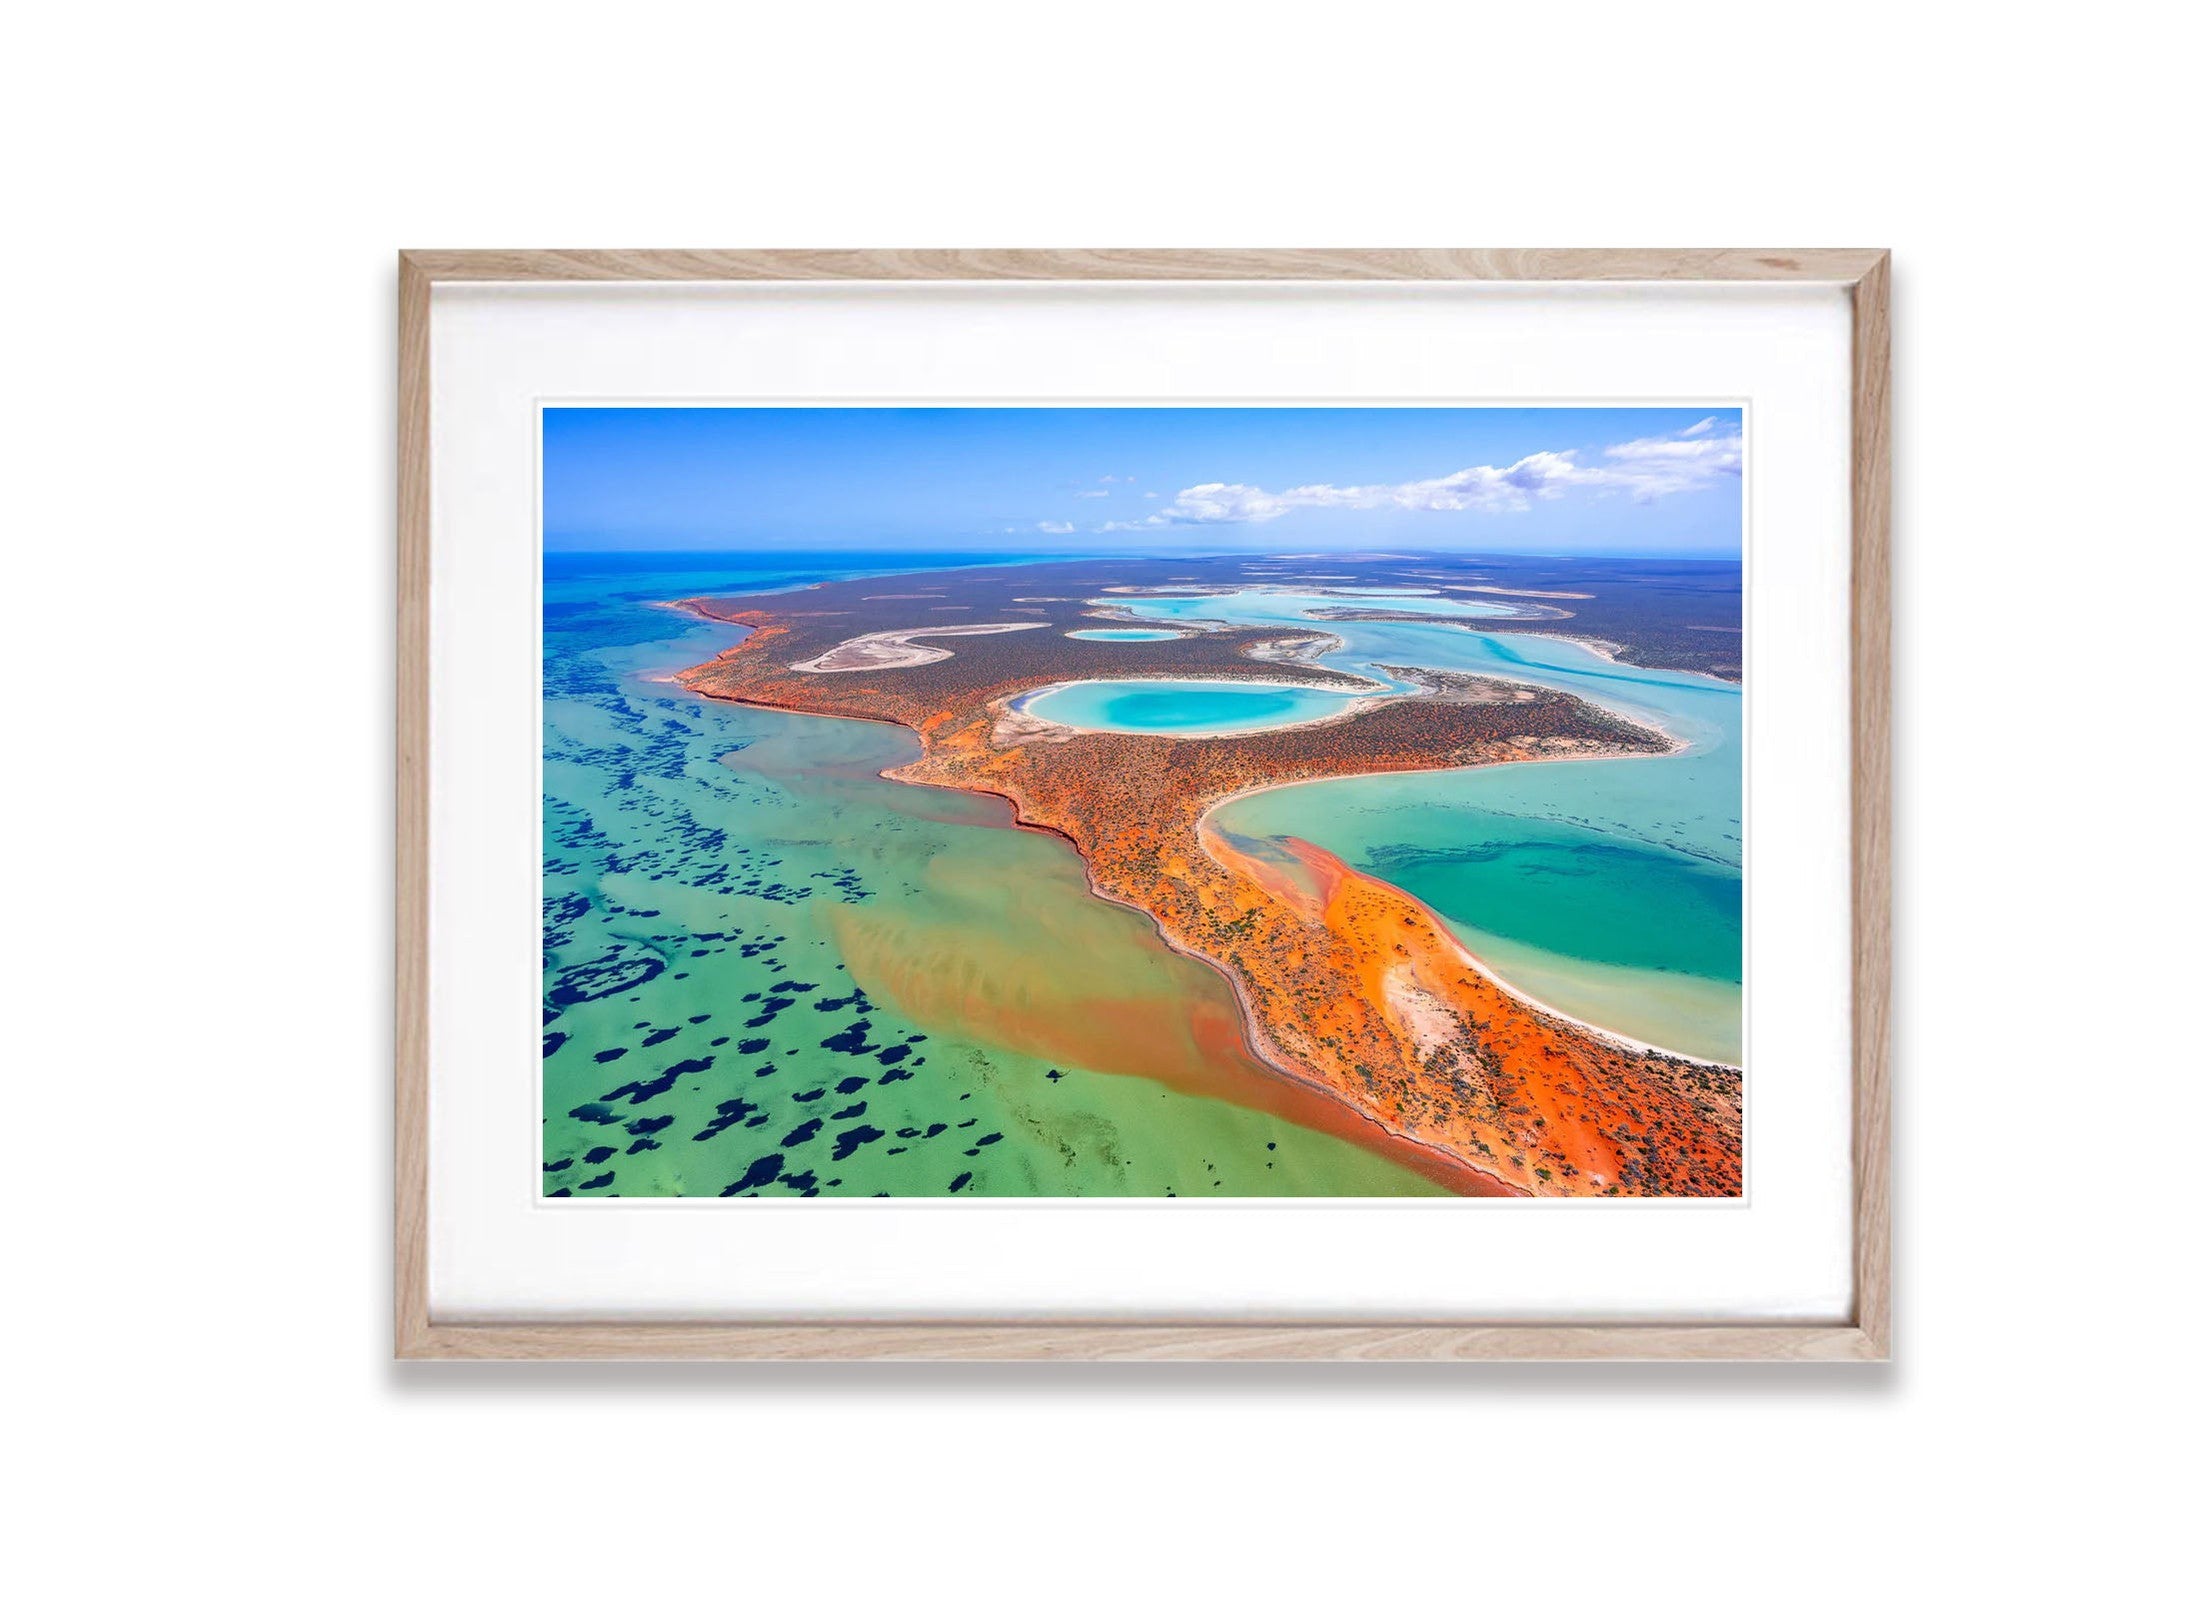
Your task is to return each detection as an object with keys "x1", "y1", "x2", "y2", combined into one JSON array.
[{"x1": 543, "y1": 556, "x2": 1447, "y2": 1198}]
